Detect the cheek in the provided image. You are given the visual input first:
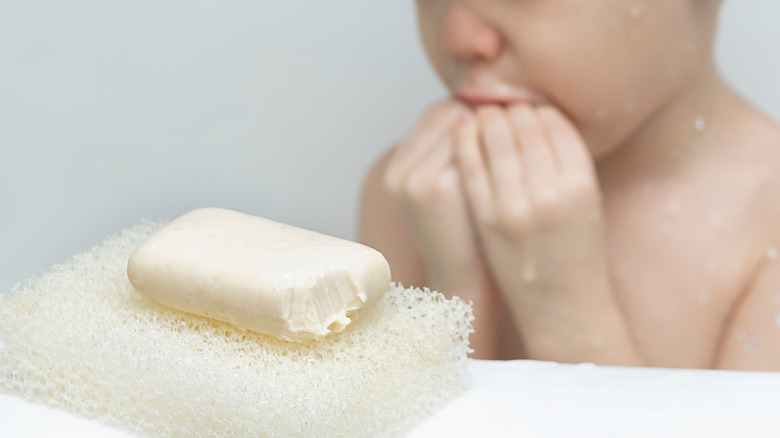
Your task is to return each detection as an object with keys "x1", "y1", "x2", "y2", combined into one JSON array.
[
  {"x1": 524, "y1": 24, "x2": 680, "y2": 157},
  {"x1": 524, "y1": 52, "x2": 628, "y2": 157},
  {"x1": 557, "y1": 78, "x2": 654, "y2": 160},
  {"x1": 503, "y1": 23, "x2": 632, "y2": 154},
  {"x1": 416, "y1": 7, "x2": 461, "y2": 91},
  {"x1": 553, "y1": 6, "x2": 705, "y2": 156}
]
